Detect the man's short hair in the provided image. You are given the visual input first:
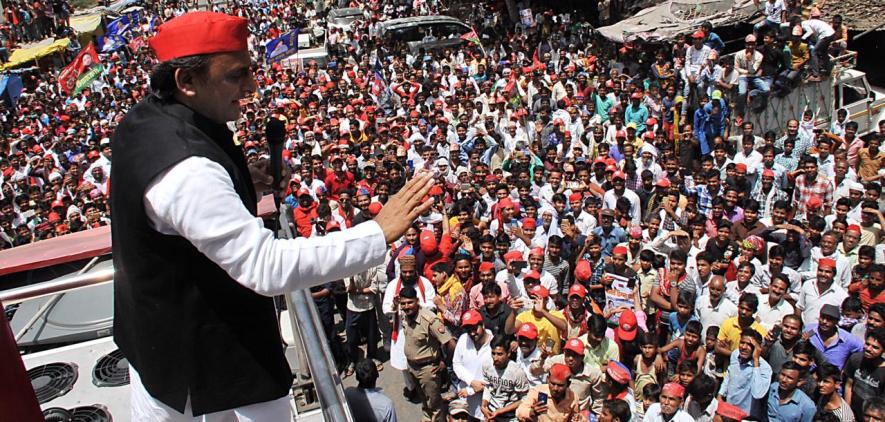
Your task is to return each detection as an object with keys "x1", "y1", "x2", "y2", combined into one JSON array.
[{"x1": 355, "y1": 359, "x2": 379, "y2": 388}]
